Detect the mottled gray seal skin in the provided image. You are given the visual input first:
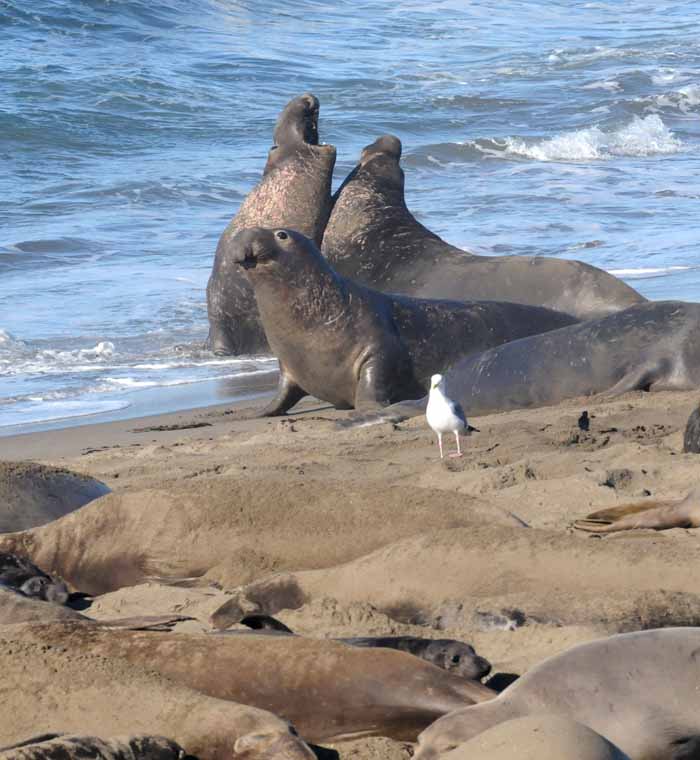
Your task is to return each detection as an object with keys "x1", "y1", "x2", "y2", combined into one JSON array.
[
  {"x1": 0, "y1": 735, "x2": 186, "y2": 760},
  {"x1": 340, "y1": 637, "x2": 491, "y2": 680},
  {"x1": 345, "y1": 301, "x2": 700, "y2": 426},
  {"x1": 0, "y1": 553, "x2": 68, "y2": 605},
  {"x1": 414, "y1": 628, "x2": 700, "y2": 760},
  {"x1": 322, "y1": 135, "x2": 644, "y2": 319},
  {"x1": 683, "y1": 403, "x2": 700, "y2": 453},
  {"x1": 206, "y1": 93, "x2": 336, "y2": 356},
  {"x1": 232, "y1": 227, "x2": 577, "y2": 416}
]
